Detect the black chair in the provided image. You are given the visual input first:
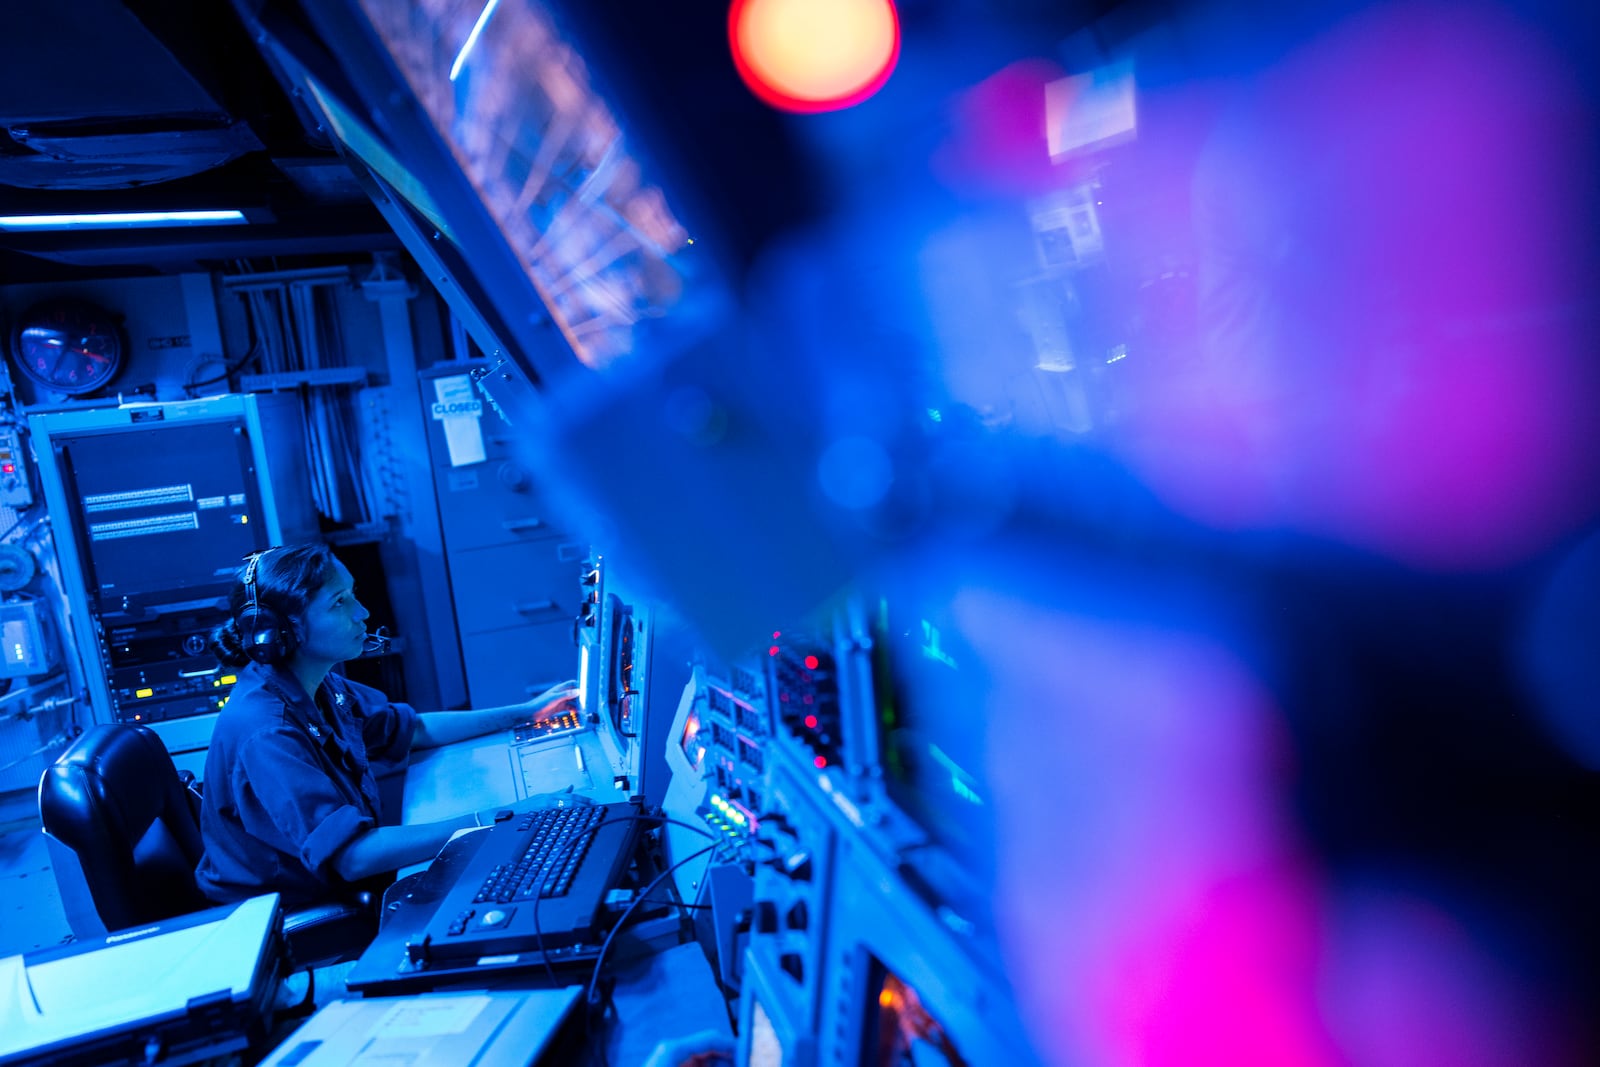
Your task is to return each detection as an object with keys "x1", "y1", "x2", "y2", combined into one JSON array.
[{"x1": 38, "y1": 723, "x2": 376, "y2": 970}]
